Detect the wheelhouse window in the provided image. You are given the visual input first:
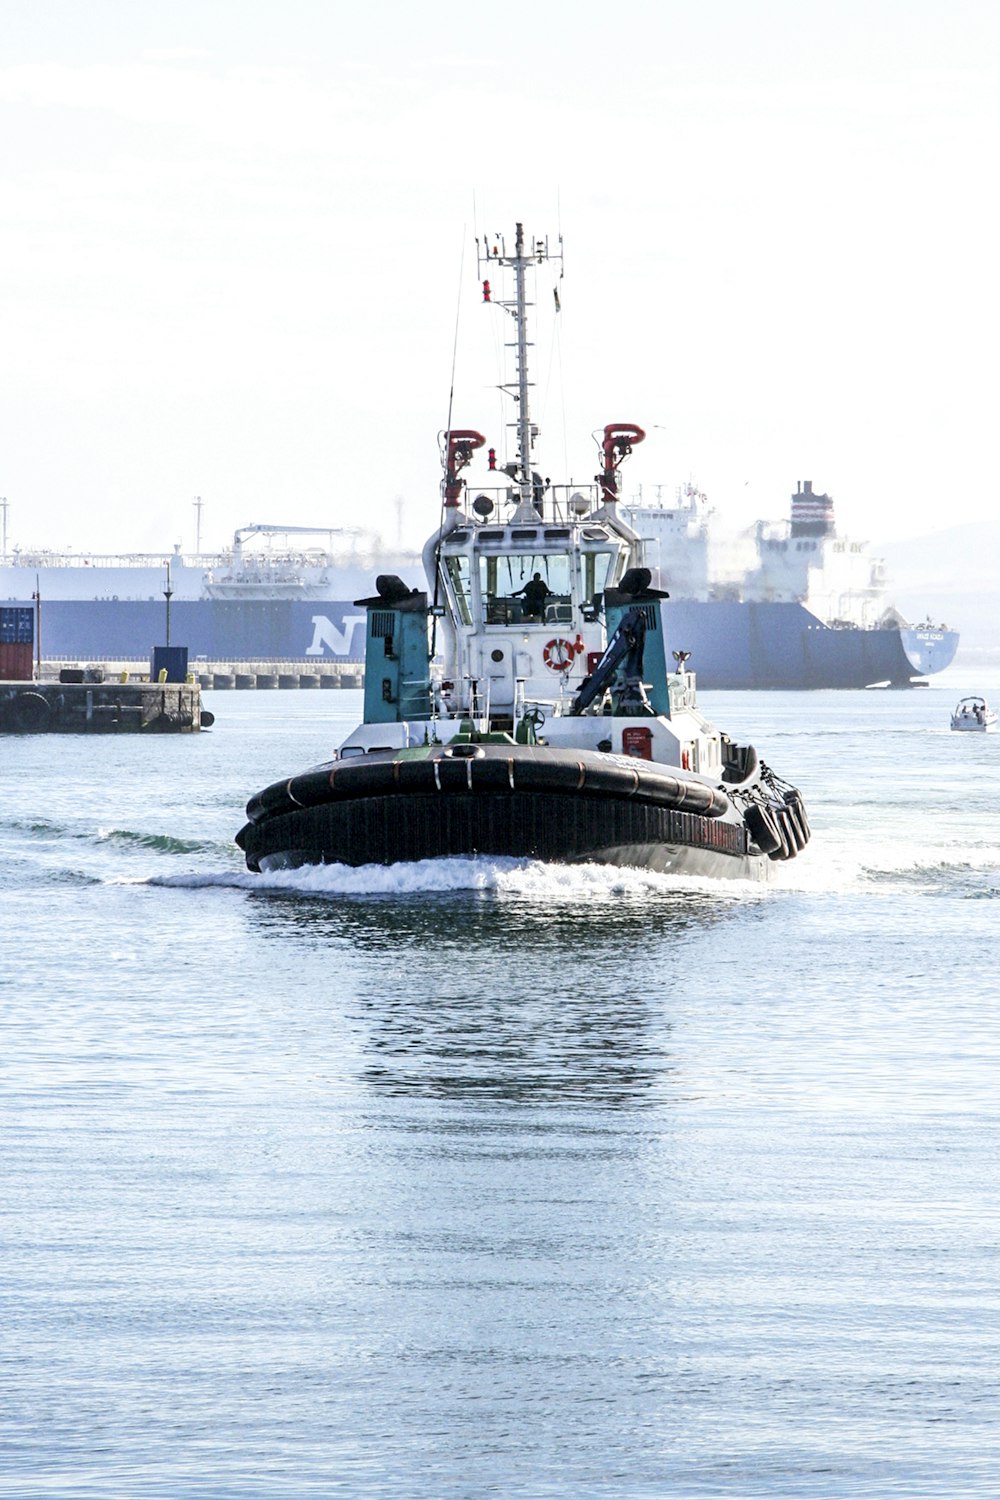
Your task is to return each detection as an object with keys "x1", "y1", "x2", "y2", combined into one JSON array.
[
  {"x1": 583, "y1": 549, "x2": 616, "y2": 602},
  {"x1": 444, "y1": 554, "x2": 473, "y2": 626},
  {"x1": 479, "y1": 551, "x2": 574, "y2": 625}
]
